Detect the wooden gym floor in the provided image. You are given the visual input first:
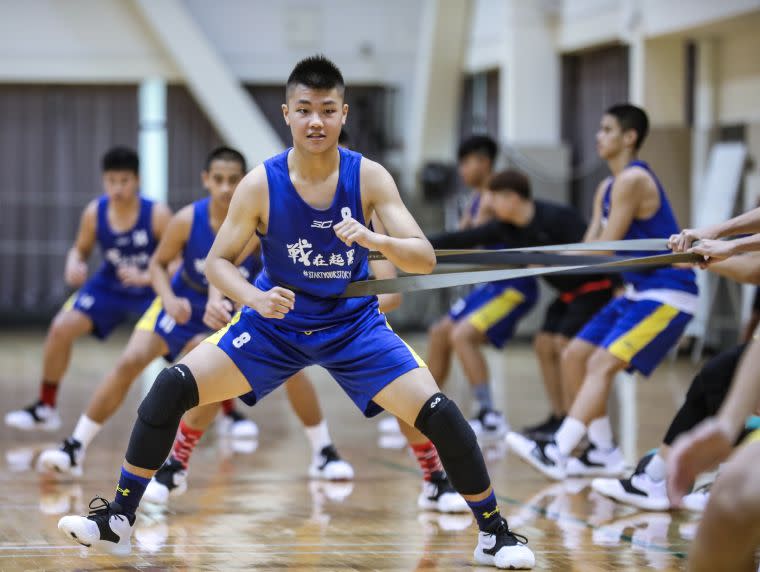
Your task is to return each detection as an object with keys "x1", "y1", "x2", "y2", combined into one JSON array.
[{"x1": 0, "y1": 328, "x2": 703, "y2": 571}]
